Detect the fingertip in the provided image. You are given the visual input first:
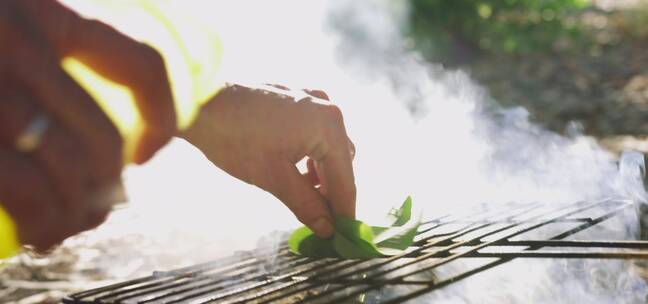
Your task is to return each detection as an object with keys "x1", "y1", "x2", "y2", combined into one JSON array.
[
  {"x1": 304, "y1": 89, "x2": 330, "y2": 101},
  {"x1": 310, "y1": 217, "x2": 334, "y2": 239}
]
